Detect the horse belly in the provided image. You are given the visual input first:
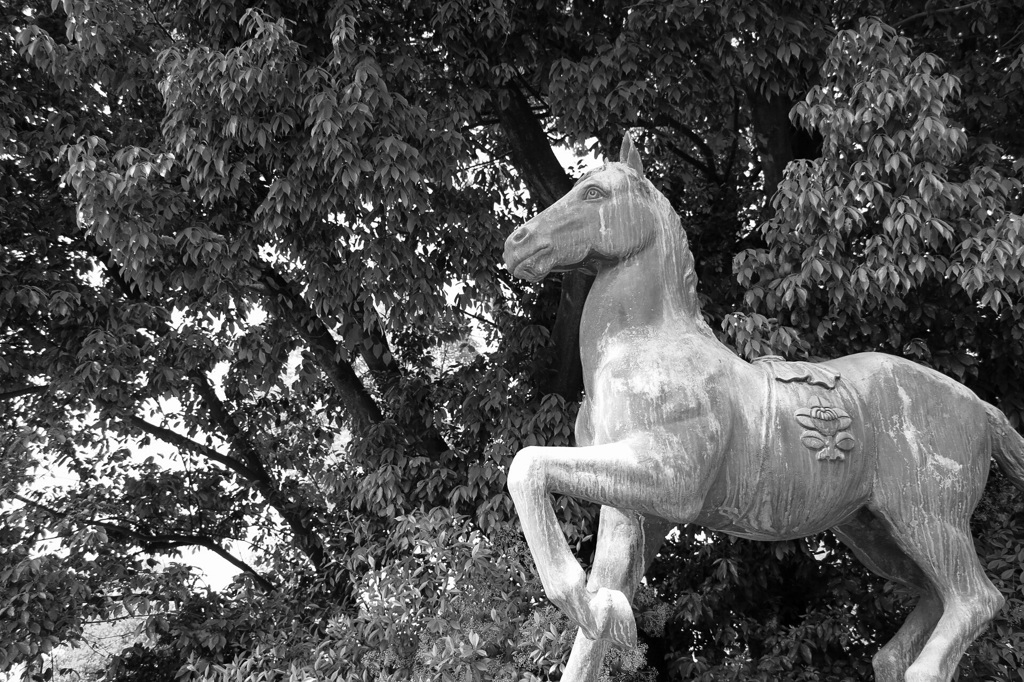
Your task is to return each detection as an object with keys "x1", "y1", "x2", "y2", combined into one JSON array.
[{"x1": 698, "y1": 375, "x2": 875, "y2": 541}]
